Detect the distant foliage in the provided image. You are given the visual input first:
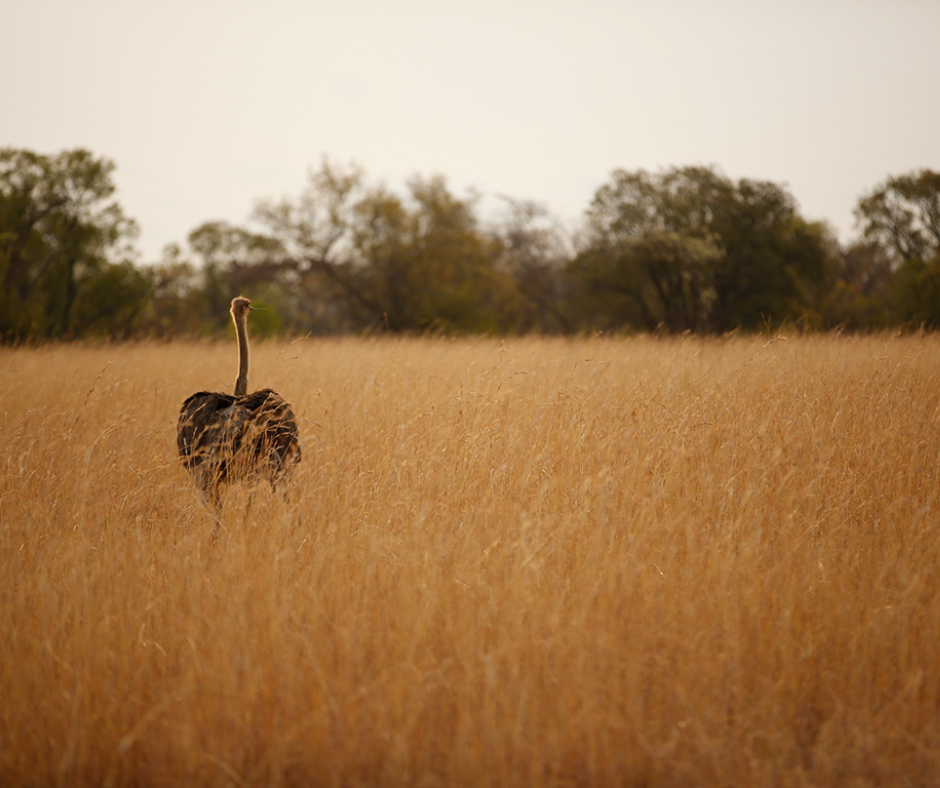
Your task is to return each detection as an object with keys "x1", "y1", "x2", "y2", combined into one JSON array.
[
  {"x1": 569, "y1": 166, "x2": 833, "y2": 332},
  {"x1": 3, "y1": 147, "x2": 939, "y2": 339},
  {"x1": 855, "y1": 169, "x2": 940, "y2": 327},
  {"x1": 0, "y1": 148, "x2": 139, "y2": 340}
]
